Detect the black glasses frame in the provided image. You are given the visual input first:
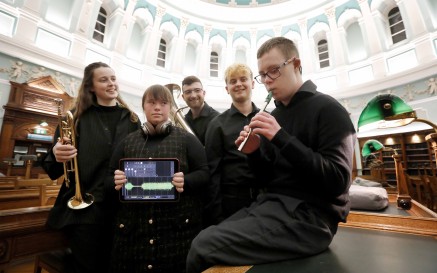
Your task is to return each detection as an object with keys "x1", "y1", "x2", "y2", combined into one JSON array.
[{"x1": 254, "y1": 58, "x2": 294, "y2": 84}]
